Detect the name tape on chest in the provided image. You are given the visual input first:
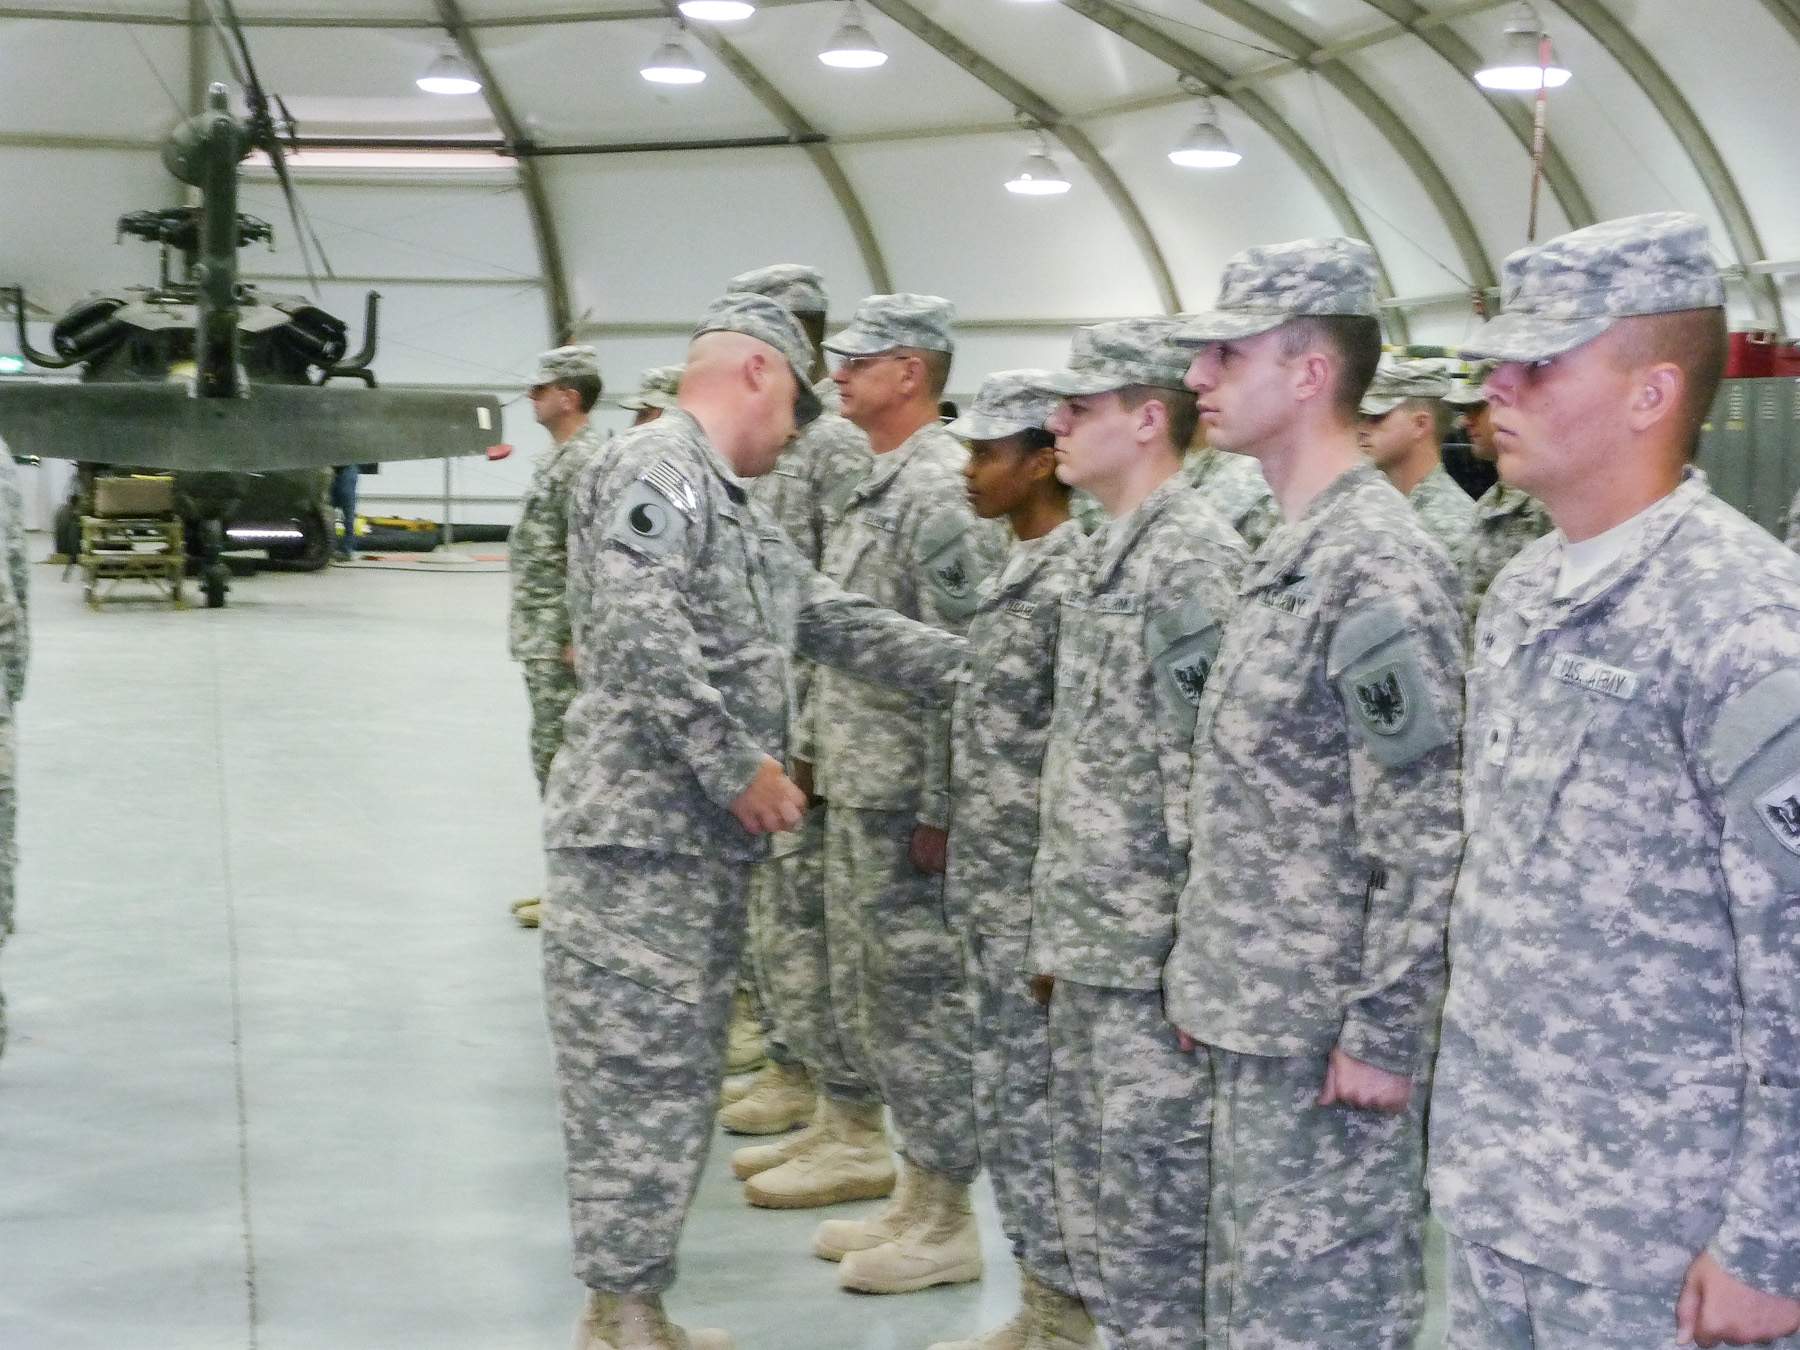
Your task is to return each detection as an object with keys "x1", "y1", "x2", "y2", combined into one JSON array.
[
  {"x1": 1259, "y1": 581, "x2": 1316, "y2": 619},
  {"x1": 1004, "y1": 599, "x2": 1040, "y2": 619},
  {"x1": 1549, "y1": 652, "x2": 1640, "y2": 701}
]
